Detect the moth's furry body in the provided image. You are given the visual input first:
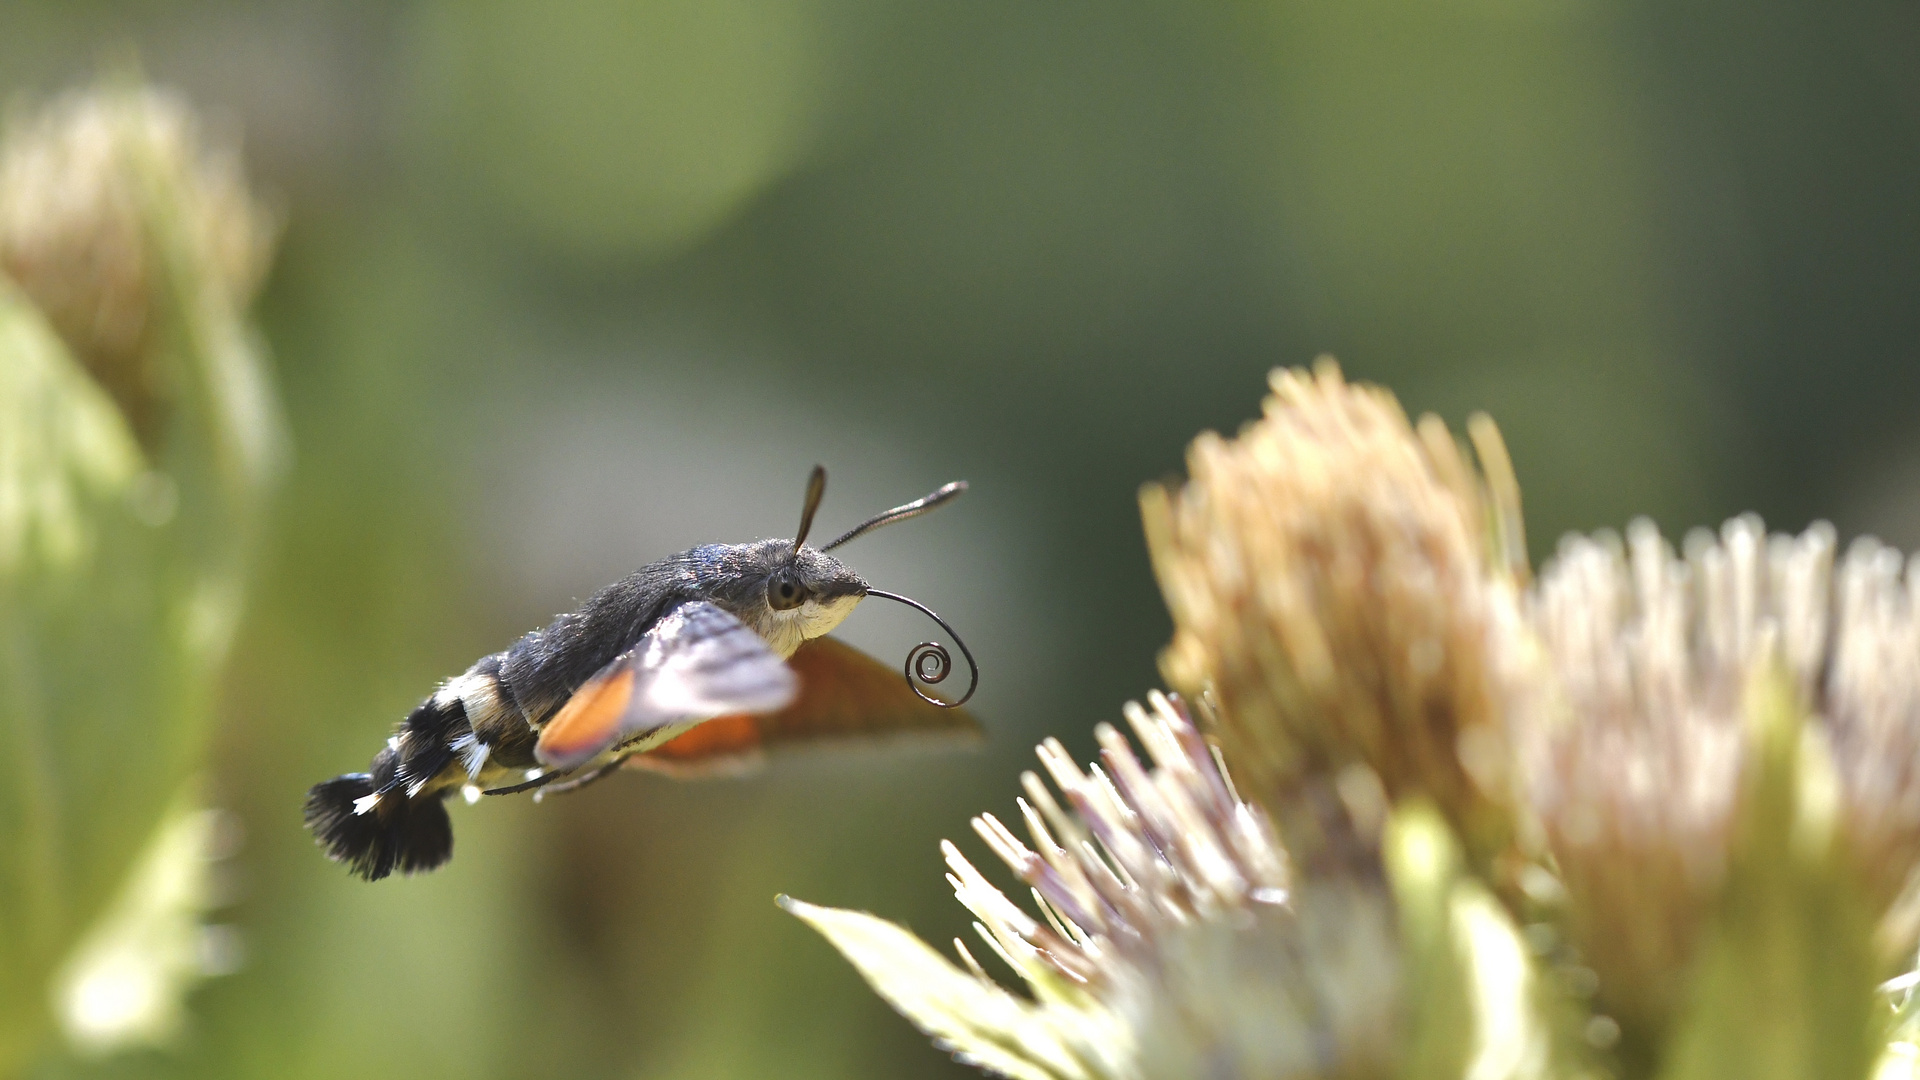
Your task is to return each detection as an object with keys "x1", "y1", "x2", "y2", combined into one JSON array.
[{"x1": 305, "y1": 539, "x2": 869, "y2": 880}]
